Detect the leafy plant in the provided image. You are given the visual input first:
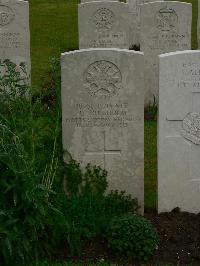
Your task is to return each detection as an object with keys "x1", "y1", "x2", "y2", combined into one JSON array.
[
  {"x1": 0, "y1": 59, "x2": 63, "y2": 265},
  {"x1": 106, "y1": 213, "x2": 159, "y2": 261},
  {"x1": 58, "y1": 160, "x2": 139, "y2": 256},
  {"x1": 0, "y1": 59, "x2": 29, "y2": 98}
]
